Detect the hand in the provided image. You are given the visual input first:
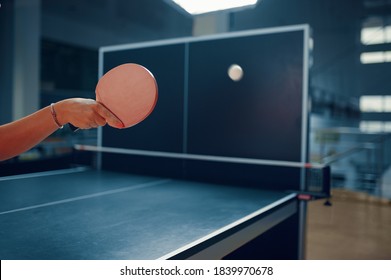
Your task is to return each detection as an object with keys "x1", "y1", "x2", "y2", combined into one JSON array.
[{"x1": 54, "y1": 98, "x2": 124, "y2": 129}]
